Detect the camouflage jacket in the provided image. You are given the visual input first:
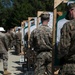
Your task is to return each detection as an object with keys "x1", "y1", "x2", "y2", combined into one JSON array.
[
  {"x1": 15, "y1": 31, "x2": 22, "y2": 45},
  {"x1": 30, "y1": 25, "x2": 52, "y2": 52},
  {"x1": 15, "y1": 32, "x2": 22, "y2": 41},
  {"x1": 5, "y1": 32, "x2": 13, "y2": 47},
  {"x1": 58, "y1": 19, "x2": 75, "y2": 62},
  {"x1": 0, "y1": 32, "x2": 8, "y2": 53}
]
